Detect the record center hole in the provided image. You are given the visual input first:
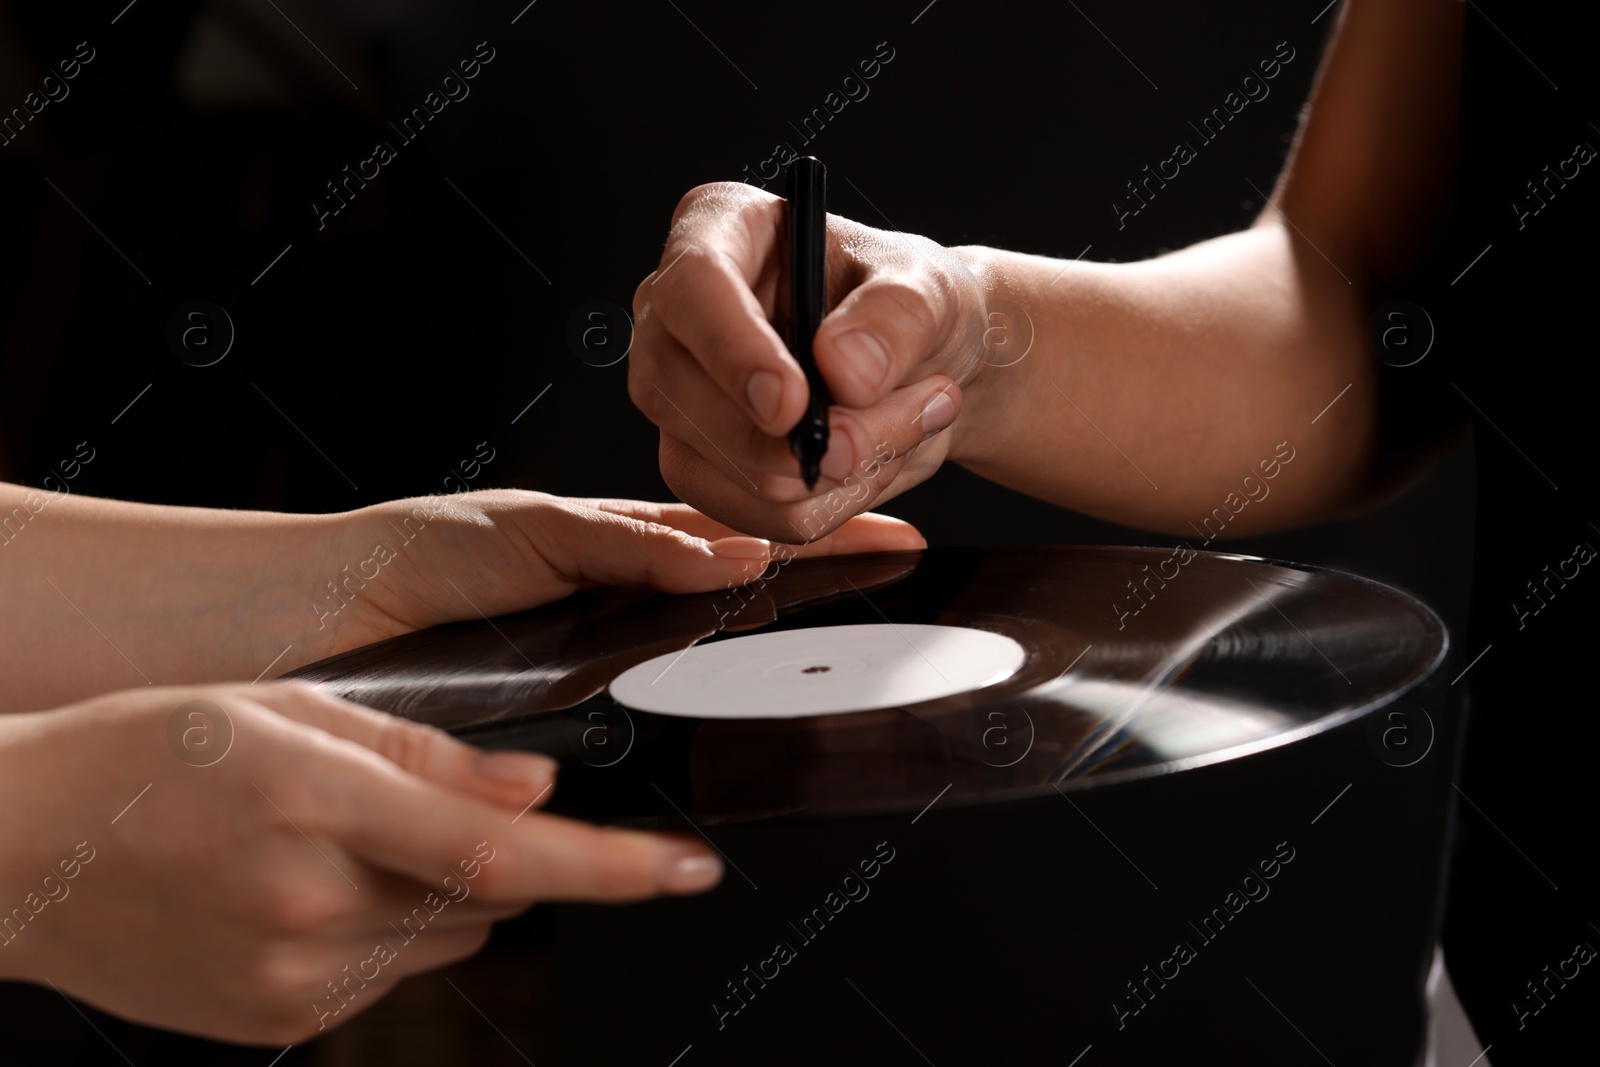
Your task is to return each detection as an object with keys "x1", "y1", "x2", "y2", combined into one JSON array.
[{"x1": 801, "y1": 665, "x2": 831, "y2": 674}]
